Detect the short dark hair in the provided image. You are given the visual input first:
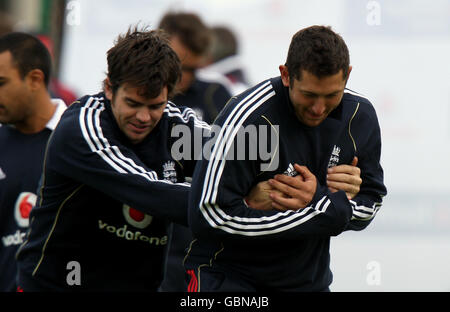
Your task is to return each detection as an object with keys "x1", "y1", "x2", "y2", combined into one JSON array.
[
  {"x1": 158, "y1": 12, "x2": 211, "y2": 56},
  {"x1": 105, "y1": 26, "x2": 181, "y2": 99},
  {"x1": 0, "y1": 32, "x2": 52, "y2": 87},
  {"x1": 209, "y1": 26, "x2": 238, "y2": 62},
  {"x1": 285, "y1": 25, "x2": 350, "y2": 83}
]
